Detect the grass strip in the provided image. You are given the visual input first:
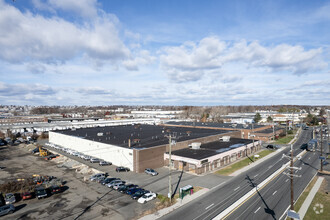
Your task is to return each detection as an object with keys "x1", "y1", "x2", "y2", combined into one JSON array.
[{"x1": 215, "y1": 149, "x2": 274, "y2": 176}]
